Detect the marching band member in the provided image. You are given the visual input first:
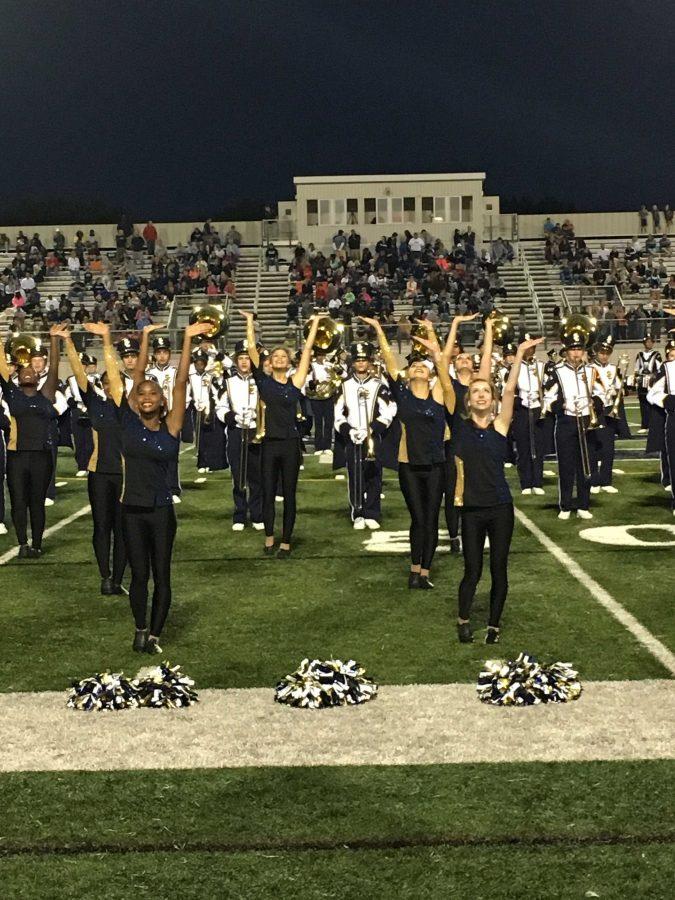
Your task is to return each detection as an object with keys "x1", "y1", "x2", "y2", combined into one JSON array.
[
  {"x1": 115, "y1": 337, "x2": 140, "y2": 396},
  {"x1": 447, "y1": 332, "x2": 544, "y2": 644},
  {"x1": 512, "y1": 337, "x2": 547, "y2": 495},
  {"x1": 63, "y1": 328, "x2": 127, "y2": 594},
  {"x1": 589, "y1": 336, "x2": 629, "y2": 494},
  {"x1": 647, "y1": 334, "x2": 675, "y2": 505},
  {"x1": 216, "y1": 342, "x2": 263, "y2": 531},
  {"x1": 308, "y1": 347, "x2": 336, "y2": 457},
  {"x1": 239, "y1": 309, "x2": 322, "y2": 558},
  {"x1": 146, "y1": 335, "x2": 182, "y2": 502},
  {"x1": 543, "y1": 319, "x2": 602, "y2": 520},
  {"x1": 188, "y1": 350, "x2": 228, "y2": 476},
  {"x1": 0, "y1": 325, "x2": 68, "y2": 557},
  {"x1": 25, "y1": 343, "x2": 69, "y2": 507},
  {"x1": 633, "y1": 334, "x2": 662, "y2": 433},
  {"x1": 333, "y1": 340, "x2": 397, "y2": 530},
  {"x1": 101, "y1": 320, "x2": 211, "y2": 654},
  {"x1": 0, "y1": 388, "x2": 10, "y2": 535},
  {"x1": 65, "y1": 352, "x2": 99, "y2": 477},
  {"x1": 362, "y1": 316, "x2": 455, "y2": 590}
]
